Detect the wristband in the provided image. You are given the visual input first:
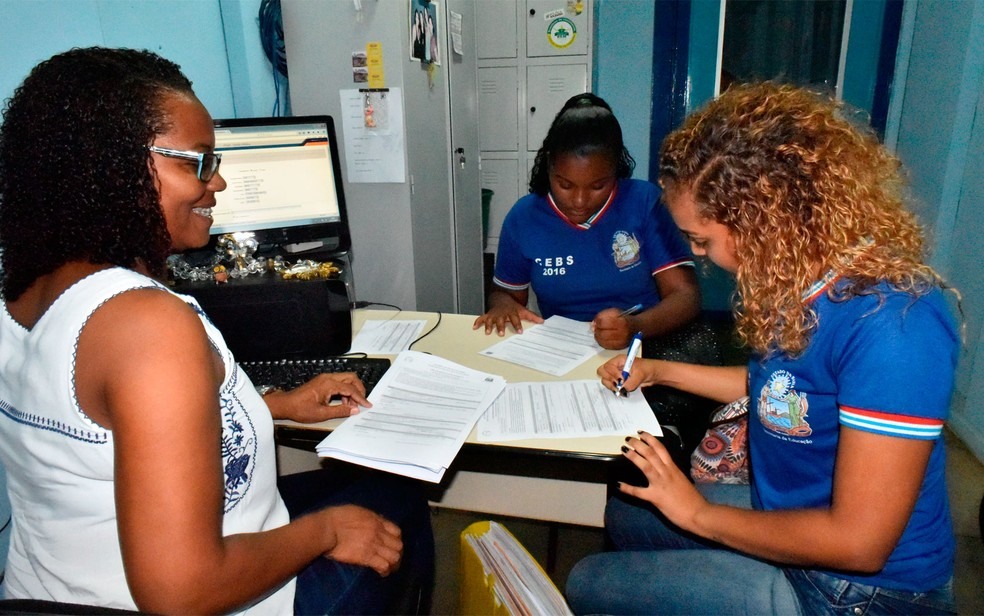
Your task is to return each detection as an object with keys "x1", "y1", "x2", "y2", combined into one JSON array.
[{"x1": 255, "y1": 385, "x2": 280, "y2": 397}]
